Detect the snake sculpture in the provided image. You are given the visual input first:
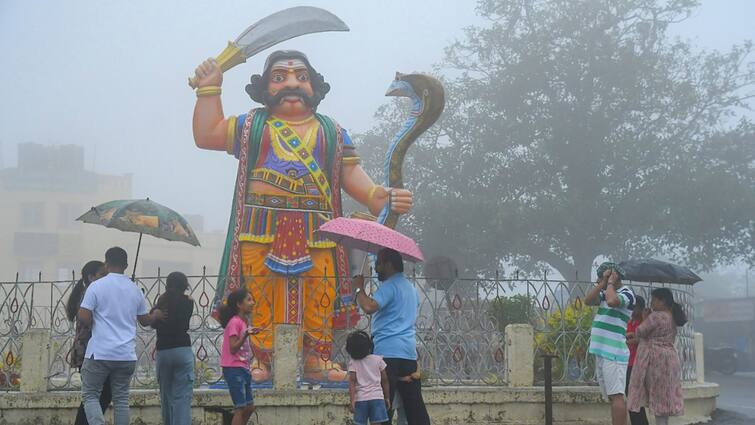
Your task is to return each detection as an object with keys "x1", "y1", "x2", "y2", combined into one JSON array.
[{"x1": 376, "y1": 72, "x2": 445, "y2": 229}]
